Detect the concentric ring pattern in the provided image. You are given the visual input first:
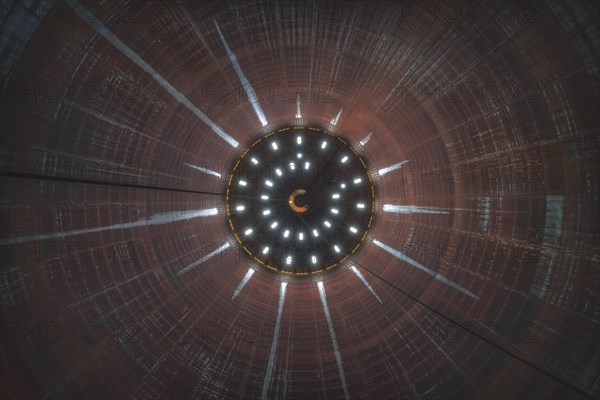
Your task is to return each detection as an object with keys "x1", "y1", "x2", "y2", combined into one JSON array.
[
  {"x1": 0, "y1": 1, "x2": 598, "y2": 399},
  {"x1": 226, "y1": 127, "x2": 375, "y2": 275}
]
